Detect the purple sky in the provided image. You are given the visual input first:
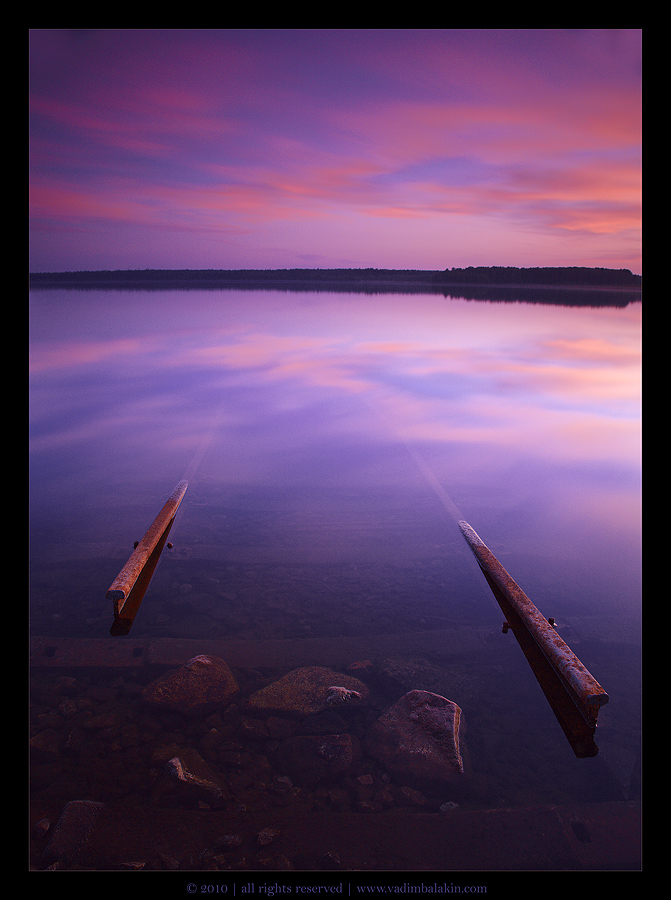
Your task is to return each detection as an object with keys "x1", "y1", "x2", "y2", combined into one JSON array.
[{"x1": 29, "y1": 29, "x2": 642, "y2": 274}]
